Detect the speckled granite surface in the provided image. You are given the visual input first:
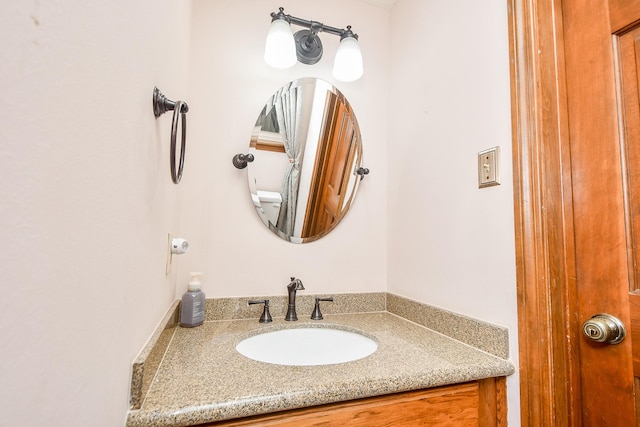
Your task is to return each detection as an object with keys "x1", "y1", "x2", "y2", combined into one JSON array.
[
  {"x1": 126, "y1": 296, "x2": 514, "y2": 427},
  {"x1": 386, "y1": 294, "x2": 510, "y2": 359},
  {"x1": 205, "y1": 292, "x2": 386, "y2": 322},
  {"x1": 129, "y1": 300, "x2": 180, "y2": 410}
]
